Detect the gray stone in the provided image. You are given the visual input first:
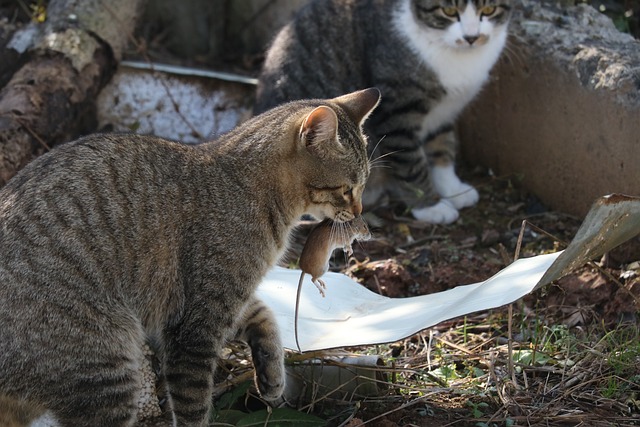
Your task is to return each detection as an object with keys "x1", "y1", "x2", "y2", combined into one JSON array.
[{"x1": 459, "y1": 0, "x2": 640, "y2": 217}]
